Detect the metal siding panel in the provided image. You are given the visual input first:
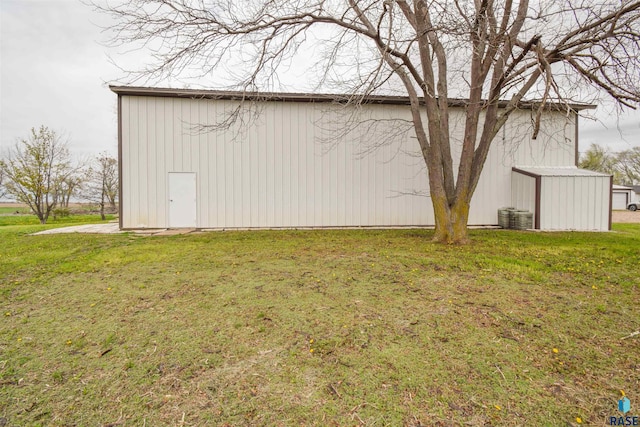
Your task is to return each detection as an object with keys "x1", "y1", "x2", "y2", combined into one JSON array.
[
  {"x1": 361, "y1": 137, "x2": 371, "y2": 225},
  {"x1": 302, "y1": 104, "x2": 310, "y2": 226},
  {"x1": 197, "y1": 102, "x2": 209, "y2": 227},
  {"x1": 583, "y1": 178, "x2": 594, "y2": 230},
  {"x1": 540, "y1": 177, "x2": 551, "y2": 229},
  {"x1": 240, "y1": 122, "x2": 251, "y2": 227},
  {"x1": 212, "y1": 102, "x2": 224, "y2": 227},
  {"x1": 382, "y1": 126, "x2": 392, "y2": 224},
  {"x1": 147, "y1": 99, "x2": 158, "y2": 227},
  {"x1": 600, "y1": 178, "x2": 609, "y2": 230},
  {"x1": 585, "y1": 177, "x2": 600, "y2": 230},
  {"x1": 591, "y1": 177, "x2": 599, "y2": 229},
  {"x1": 352, "y1": 140, "x2": 362, "y2": 225},
  {"x1": 157, "y1": 99, "x2": 171, "y2": 227},
  {"x1": 574, "y1": 178, "x2": 590, "y2": 230},
  {"x1": 596, "y1": 178, "x2": 606, "y2": 229},
  {"x1": 225, "y1": 105, "x2": 235, "y2": 228},
  {"x1": 121, "y1": 97, "x2": 134, "y2": 228},
  {"x1": 554, "y1": 178, "x2": 564, "y2": 229},
  {"x1": 314, "y1": 114, "x2": 324, "y2": 225},
  {"x1": 138, "y1": 98, "x2": 149, "y2": 227},
  {"x1": 265, "y1": 105, "x2": 275, "y2": 225},
  {"x1": 190, "y1": 101, "x2": 200, "y2": 173},
  {"x1": 331, "y1": 126, "x2": 339, "y2": 226},
  {"x1": 335, "y1": 126, "x2": 345, "y2": 225},
  {"x1": 340, "y1": 120, "x2": 349, "y2": 225},
  {"x1": 281, "y1": 103, "x2": 291, "y2": 226},
  {"x1": 231, "y1": 120, "x2": 242, "y2": 228},
  {"x1": 562, "y1": 177, "x2": 572, "y2": 230},
  {"x1": 173, "y1": 100, "x2": 184, "y2": 171},
  {"x1": 220, "y1": 103, "x2": 231, "y2": 227},
  {"x1": 131, "y1": 98, "x2": 140, "y2": 227},
  {"x1": 600, "y1": 178, "x2": 610, "y2": 230},
  {"x1": 556, "y1": 177, "x2": 566, "y2": 230},
  {"x1": 247, "y1": 111, "x2": 257, "y2": 227},
  {"x1": 287, "y1": 103, "x2": 298, "y2": 226}
]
